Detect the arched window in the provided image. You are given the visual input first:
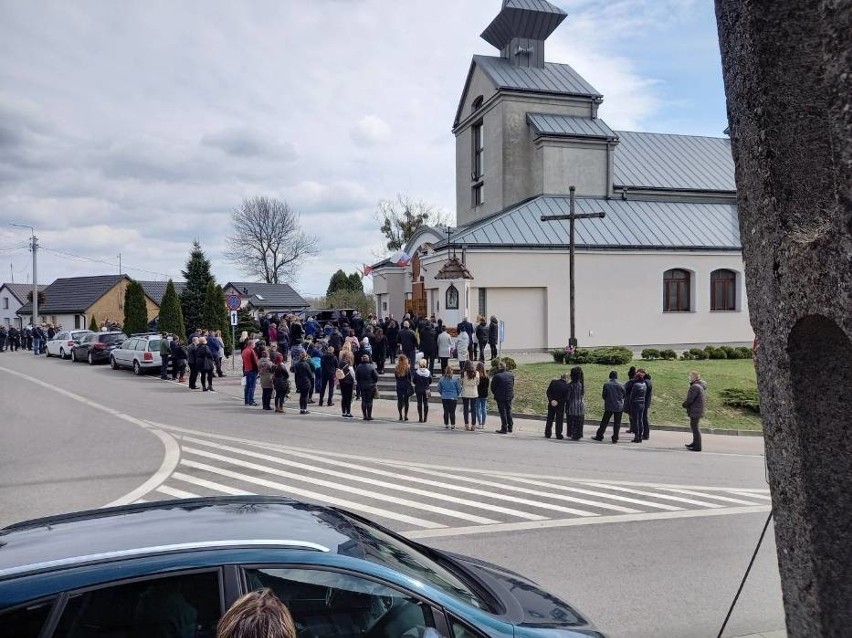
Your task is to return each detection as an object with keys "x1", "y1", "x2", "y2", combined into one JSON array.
[
  {"x1": 446, "y1": 284, "x2": 459, "y2": 310},
  {"x1": 711, "y1": 269, "x2": 737, "y2": 311},
  {"x1": 471, "y1": 95, "x2": 484, "y2": 111},
  {"x1": 663, "y1": 269, "x2": 691, "y2": 312}
]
